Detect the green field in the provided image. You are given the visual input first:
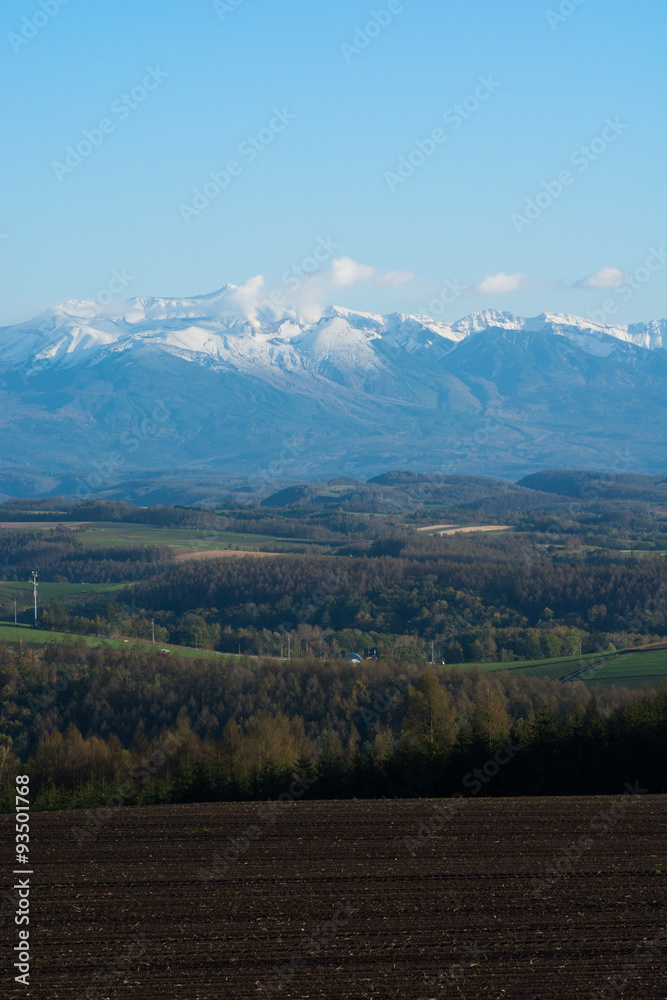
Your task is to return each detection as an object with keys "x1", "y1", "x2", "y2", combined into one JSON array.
[
  {"x1": 573, "y1": 648, "x2": 667, "y2": 689},
  {"x1": 67, "y1": 522, "x2": 286, "y2": 550},
  {"x1": 0, "y1": 580, "x2": 129, "y2": 625},
  {"x1": 446, "y1": 648, "x2": 667, "y2": 688},
  {"x1": 0, "y1": 580, "x2": 126, "y2": 600},
  {"x1": 444, "y1": 652, "x2": 615, "y2": 680},
  {"x1": 0, "y1": 622, "x2": 239, "y2": 662},
  {"x1": 316, "y1": 484, "x2": 357, "y2": 496},
  {"x1": 2, "y1": 611, "x2": 665, "y2": 687},
  {"x1": 0, "y1": 519, "x2": 302, "y2": 551}
]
